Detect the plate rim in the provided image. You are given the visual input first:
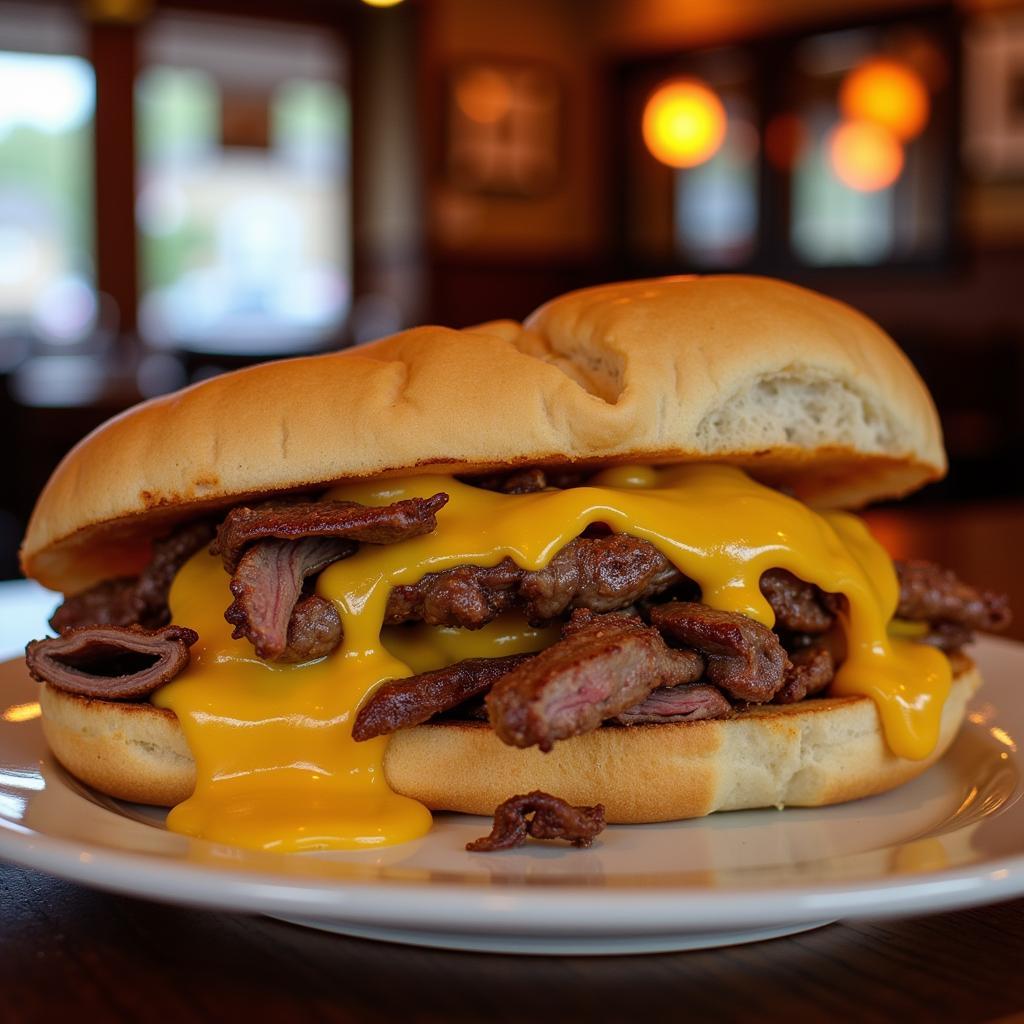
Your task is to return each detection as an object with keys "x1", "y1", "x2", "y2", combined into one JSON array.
[
  {"x1": 1, "y1": 817, "x2": 1022, "y2": 932},
  {"x1": 2, "y1": 636, "x2": 1024, "y2": 933}
]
